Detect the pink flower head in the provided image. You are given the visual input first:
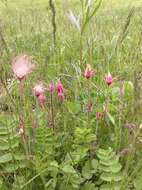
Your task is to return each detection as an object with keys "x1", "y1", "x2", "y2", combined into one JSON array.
[
  {"x1": 84, "y1": 64, "x2": 94, "y2": 79},
  {"x1": 49, "y1": 82, "x2": 55, "y2": 94},
  {"x1": 33, "y1": 83, "x2": 45, "y2": 97},
  {"x1": 12, "y1": 54, "x2": 35, "y2": 81},
  {"x1": 57, "y1": 81, "x2": 64, "y2": 94},
  {"x1": 56, "y1": 81, "x2": 65, "y2": 101},
  {"x1": 96, "y1": 112, "x2": 103, "y2": 120},
  {"x1": 105, "y1": 72, "x2": 113, "y2": 86},
  {"x1": 38, "y1": 93, "x2": 46, "y2": 106}
]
